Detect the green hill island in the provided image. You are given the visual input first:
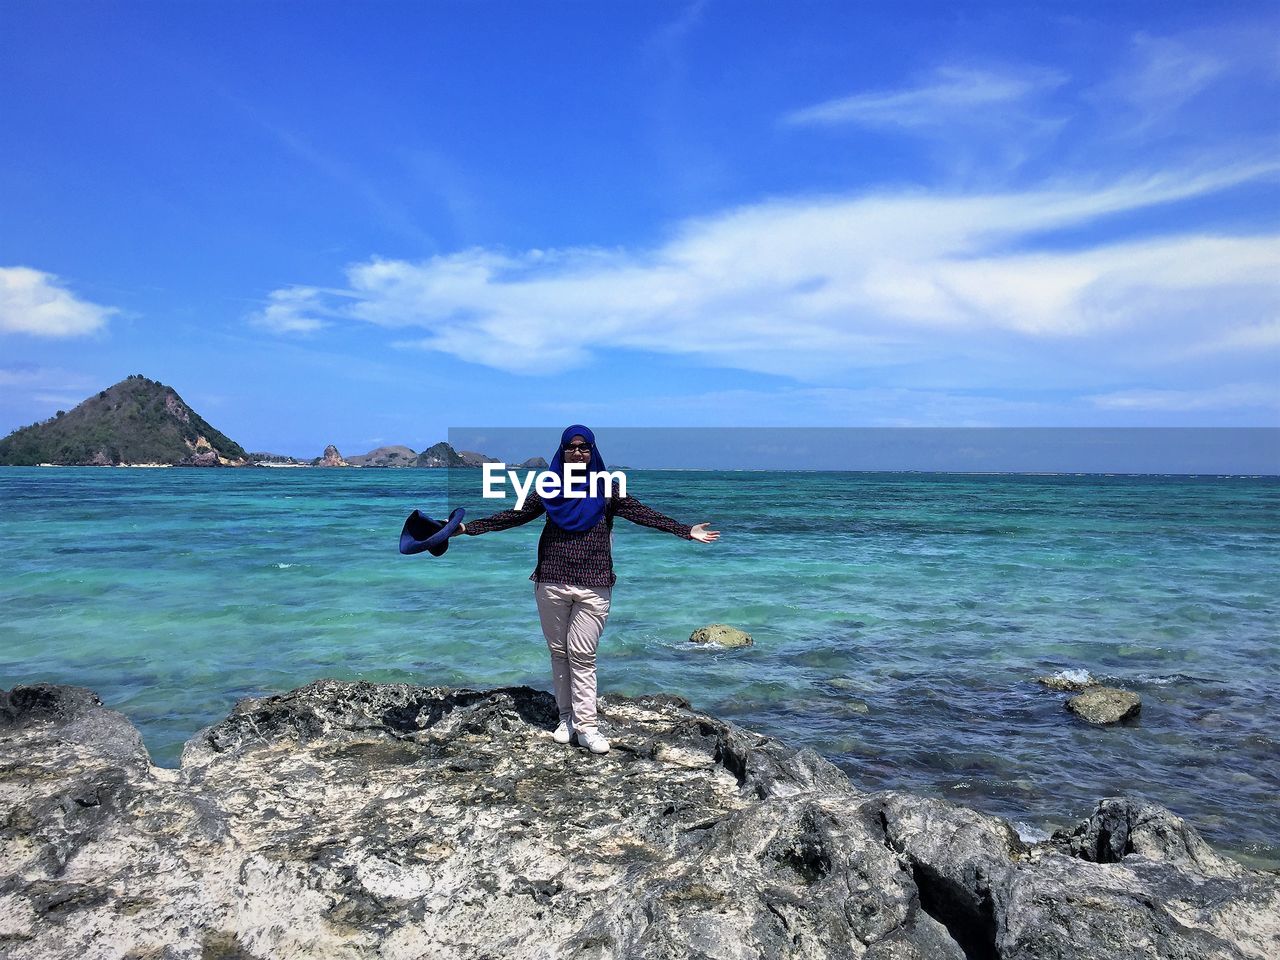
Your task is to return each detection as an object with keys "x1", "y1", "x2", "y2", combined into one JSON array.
[
  {"x1": 0, "y1": 376, "x2": 549, "y2": 468},
  {"x1": 0, "y1": 375, "x2": 248, "y2": 467}
]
